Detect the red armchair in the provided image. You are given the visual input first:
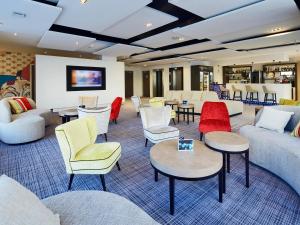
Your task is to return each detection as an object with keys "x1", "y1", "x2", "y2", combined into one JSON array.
[
  {"x1": 199, "y1": 102, "x2": 231, "y2": 140},
  {"x1": 110, "y1": 97, "x2": 122, "y2": 124}
]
